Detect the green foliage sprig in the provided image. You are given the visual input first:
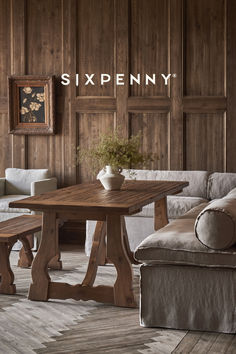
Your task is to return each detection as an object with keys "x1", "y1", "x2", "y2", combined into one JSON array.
[{"x1": 77, "y1": 131, "x2": 156, "y2": 175}]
